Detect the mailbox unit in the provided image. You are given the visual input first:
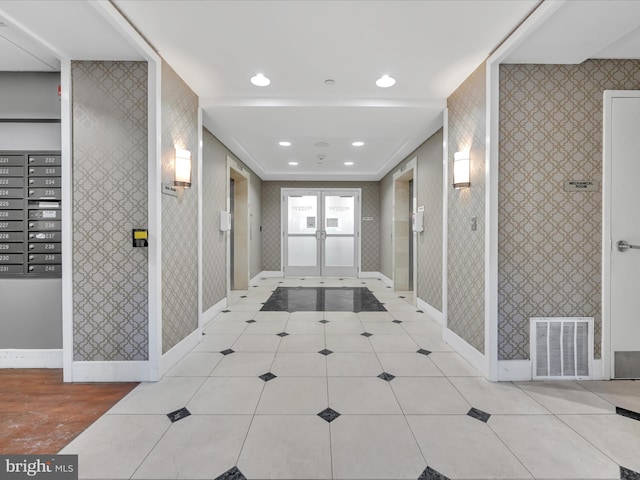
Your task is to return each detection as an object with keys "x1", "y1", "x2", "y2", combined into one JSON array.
[{"x1": 0, "y1": 151, "x2": 62, "y2": 277}]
